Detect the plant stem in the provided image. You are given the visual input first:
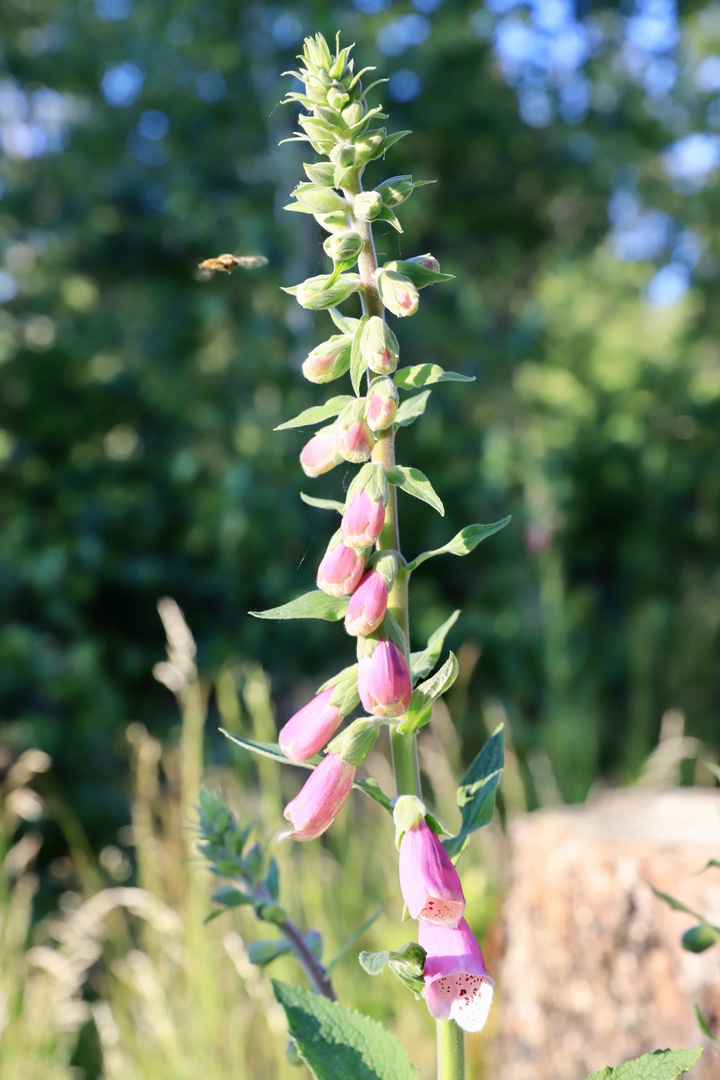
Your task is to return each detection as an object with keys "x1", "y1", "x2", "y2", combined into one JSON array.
[
  {"x1": 280, "y1": 915, "x2": 337, "y2": 1001},
  {"x1": 348, "y1": 192, "x2": 421, "y2": 802},
  {"x1": 436, "y1": 1020, "x2": 465, "y2": 1080}
]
